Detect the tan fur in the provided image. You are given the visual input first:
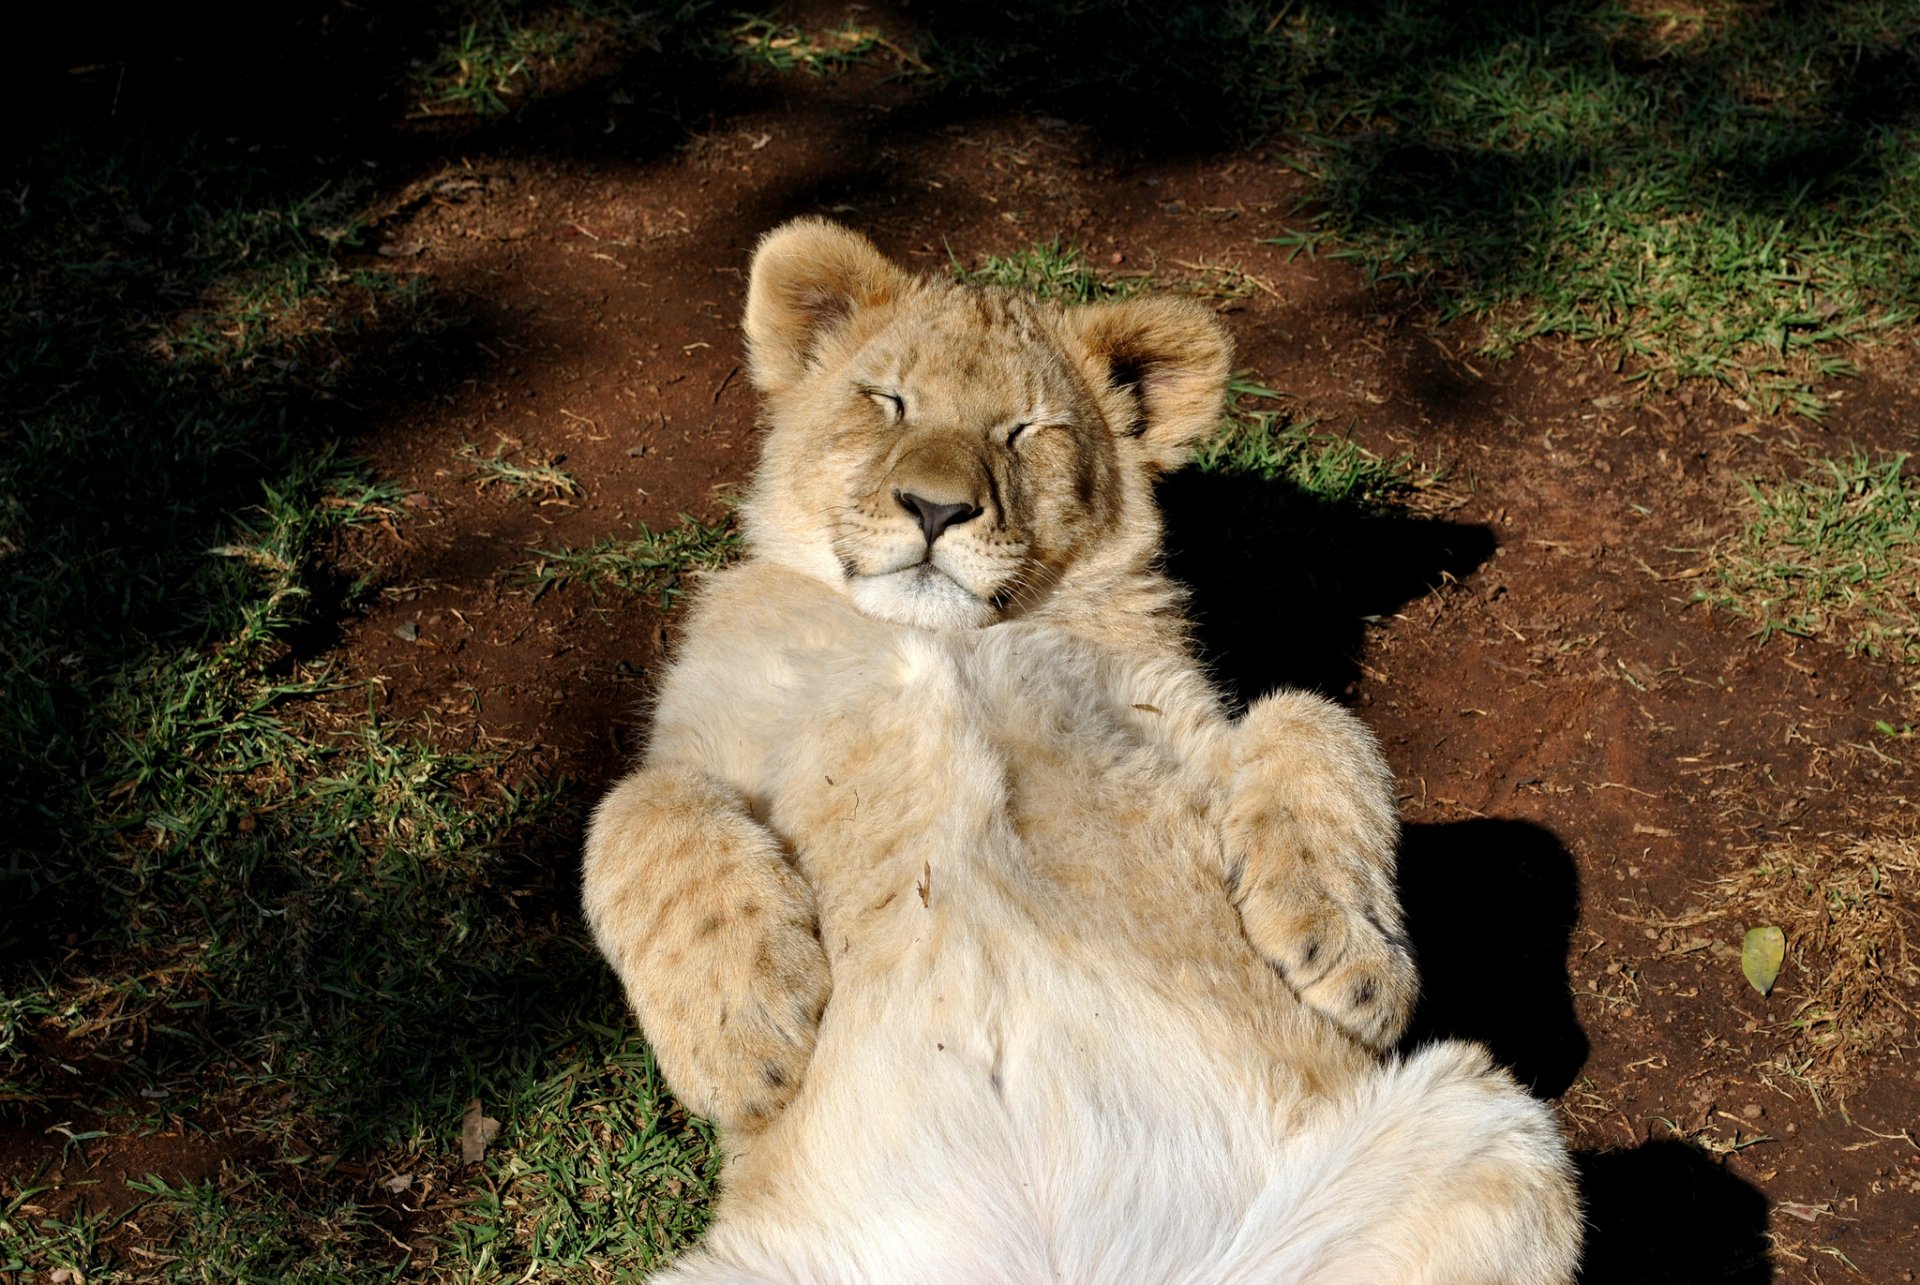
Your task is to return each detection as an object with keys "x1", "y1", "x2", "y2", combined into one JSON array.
[{"x1": 583, "y1": 219, "x2": 1581, "y2": 1283}]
